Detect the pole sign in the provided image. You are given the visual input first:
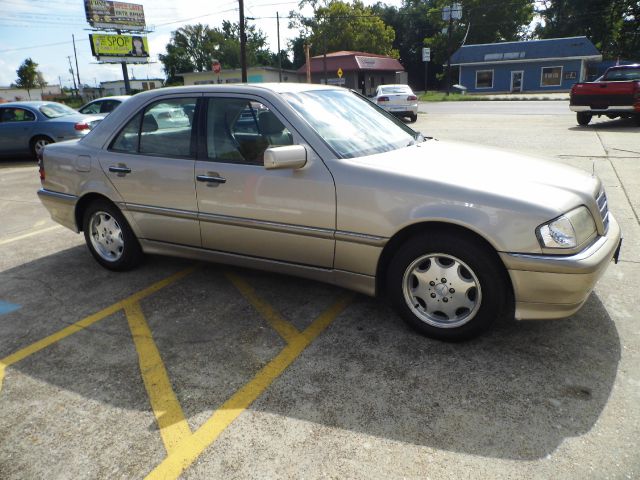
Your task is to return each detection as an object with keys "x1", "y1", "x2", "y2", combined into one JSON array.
[
  {"x1": 89, "y1": 34, "x2": 150, "y2": 63},
  {"x1": 337, "y1": 68, "x2": 343, "y2": 78},
  {"x1": 211, "y1": 60, "x2": 221, "y2": 74},
  {"x1": 84, "y1": 1, "x2": 146, "y2": 31},
  {"x1": 422, "y1": 48, "x2": 431, "y2": 62},
  {"x1": 442, "y1": 3, "x2": 462, "y2": 21}
]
